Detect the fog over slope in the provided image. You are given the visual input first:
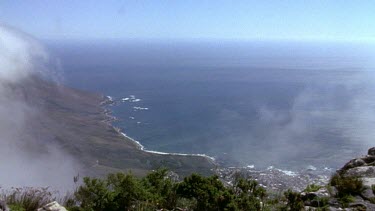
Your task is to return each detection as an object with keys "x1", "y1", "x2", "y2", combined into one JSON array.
[{"x1": 0, "y1": 24, "x2": 80, "y2": 190}]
